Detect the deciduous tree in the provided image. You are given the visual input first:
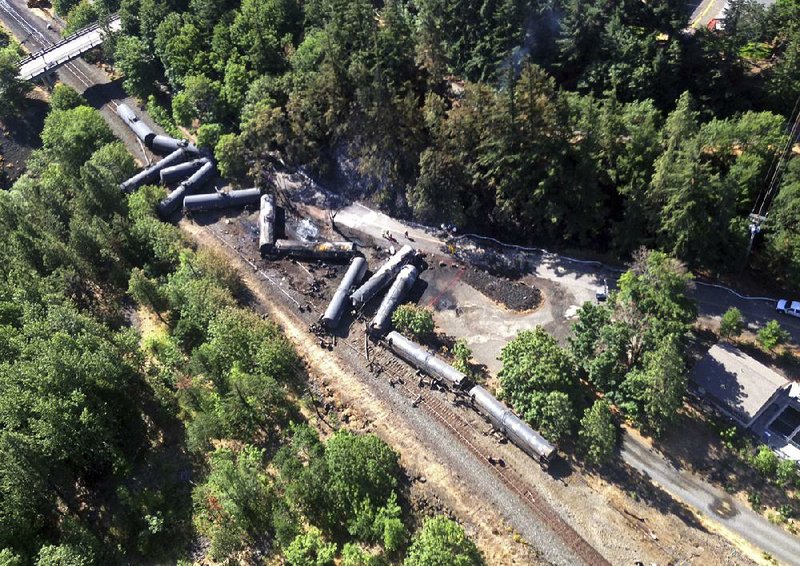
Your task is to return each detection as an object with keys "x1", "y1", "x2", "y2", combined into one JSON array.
[
  {"x1": 499, "y1": 327, "x2": 578, "y2": 441},
  {"x1": 757, "y1": 319, "x2": 790, "y2": 351},
  {"x1": 404, "y1": 516, "x2": 483, "y2": 566},
  {"x1": 720, "y1": 307, "x2": 744, "y2": 339},
  {"x1": 114, "y1": 35, "x2": 158, "y2": 99},
  {"x1": 41, "y1": 106, "x2": 115, "y2": 171}
]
